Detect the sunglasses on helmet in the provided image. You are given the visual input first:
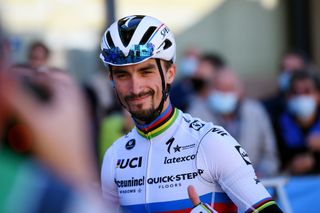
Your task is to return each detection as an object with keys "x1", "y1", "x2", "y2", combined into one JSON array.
[{"x1": 101, "y1": 43, "x2": 155, "y2": 65}]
